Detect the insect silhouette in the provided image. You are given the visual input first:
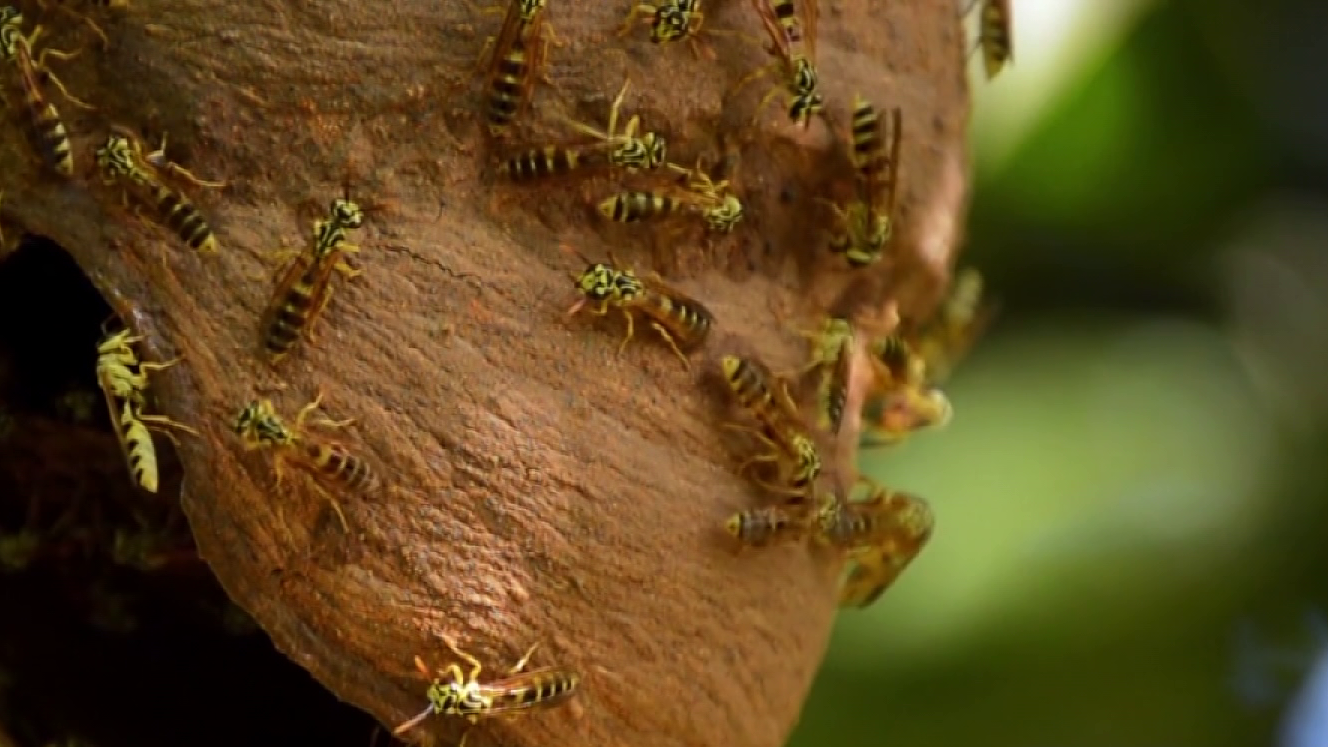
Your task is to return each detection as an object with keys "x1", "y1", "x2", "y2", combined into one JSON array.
[
  {"x1": 95, "y1": 130, "x2": 225, "y2": 252},
  {"x1": 730, "y1": 0, "x2": 823, "y2": 127},
  {"x1": 725, "y1": 503, "x2": 811, "y2": 547},
  {"x1": 598, "y1": 160, "x2": 743, "y2": 234},
  {"x1": 498, "y1": 78, "x2": 667, "y2": 181},
  {"x1": 720, "y1": 354, "x2": 821, "y2": 498},
  {"x1": 824, "y1": 97, "x2": 901, "y2": 268},
  {"x1": 567, "y1": 249, "x2": 715, "y2": 368},
  {"x1": 392, "y1": 635, "x2": 580, "y2": 745},
  {"x1": 0, "y1": 5, "x2": 94, "y2": 176},
  {"x1": 259, "y1": 187, "x2": 365, "y2": 363},
  {"x1": 830, "y1": 479, "x2": 934, "y2": 608},
  {"x1": 965, "y1": 0, "x2": 1012, "y2": 80},
  {"x1": 95, "y1": 328, "x2": 197, "y2": 493},
  {"x1": 476, "y1": 0, "x2": 556, "y2": 136},
  {"x1": 232, "y1": 394, "x2": 380, "y2": 532},
  {"x1": 787, "y1": 316, "x2": 854, "y2": 434}
]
